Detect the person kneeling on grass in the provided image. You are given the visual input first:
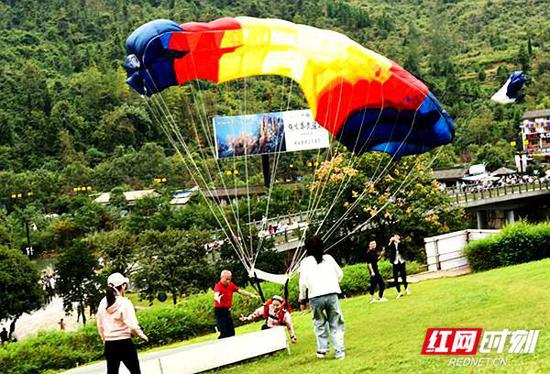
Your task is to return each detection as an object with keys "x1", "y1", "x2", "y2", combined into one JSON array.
[{"x1": 239, "y1": 295, "x2": 297, "y2": 343}]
